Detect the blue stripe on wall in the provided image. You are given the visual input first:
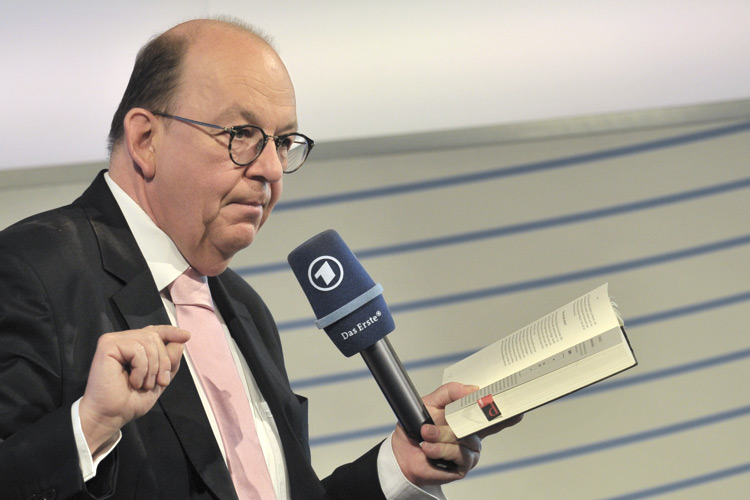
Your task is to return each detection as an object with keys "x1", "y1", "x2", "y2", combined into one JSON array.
[
  {"x1": 466, "y1": 405, "x2": 750, "y2": 478},
  {"x1": 273, "y1": 121, "x2": 750, "y2": 212},
  {"x1": 566, "y1": 347, "x2": 750, "y2": 400},
  {"x1": 277, "y1": 234, "x2": 750, "y2": 332},
  {"x1": 600, "y1": 462, "x2": 750, "y2": 500},
  {"x1": 236, "y1": 178, "x2": 750, "y2": 277}
]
